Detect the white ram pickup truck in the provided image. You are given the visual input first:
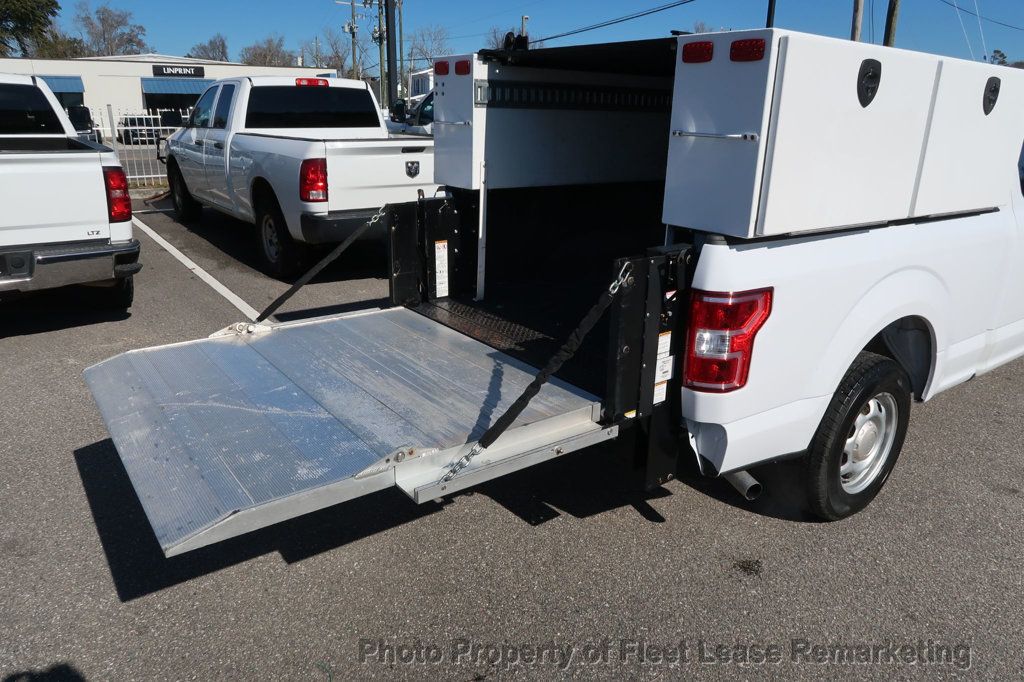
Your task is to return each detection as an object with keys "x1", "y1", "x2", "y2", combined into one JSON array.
[
  {"x1": 164, "y1": 76, "x2": 438, "y2": 278},
  {"x1": 84, "y1": 29, "x2": 1024, "y2": 557},
  {"x1": 0, "y1": 74, "x2": 139, "y2": 309}
]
